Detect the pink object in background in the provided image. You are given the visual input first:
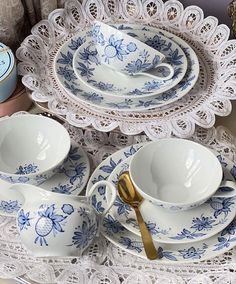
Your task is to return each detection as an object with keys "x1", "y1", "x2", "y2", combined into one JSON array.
[{"x1": 0, "y1": 80, "x2": 32, "y2": 116}]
